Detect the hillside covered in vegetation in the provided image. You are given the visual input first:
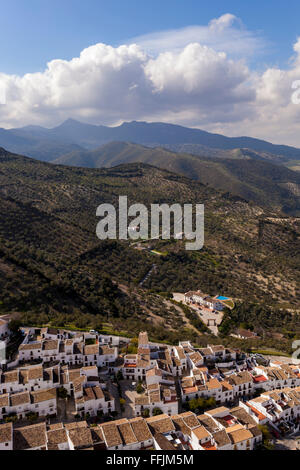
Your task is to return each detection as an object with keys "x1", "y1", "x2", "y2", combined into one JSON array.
[{"x1": 0, "y1": 147, "x2": 299, "y2": 351}]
